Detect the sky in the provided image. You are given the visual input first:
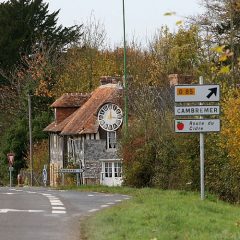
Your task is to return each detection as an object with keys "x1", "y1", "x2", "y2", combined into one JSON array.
[
  {"x1": 0, "y1": 0, "x2": 204, "y2": 47},
  {"x1": 45, "y1": 0, "x2": 204, "y2": 47}
]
